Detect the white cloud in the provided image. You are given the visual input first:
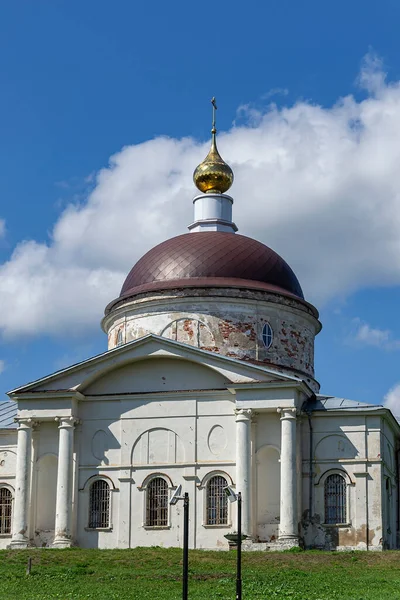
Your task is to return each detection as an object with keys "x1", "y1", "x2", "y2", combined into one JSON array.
[
  {"x1": 0, "y1": 360, "x2": 5, "y2": 374},
  {"x1": 350, "y1": 319, "x2": 400, "y2": 350},
  {"x1": 3, "y1": 52, "x2": 400, "y2": 337},
  {"x1": 384, "y1": 383, "x2": 400, "y2": 416}
]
